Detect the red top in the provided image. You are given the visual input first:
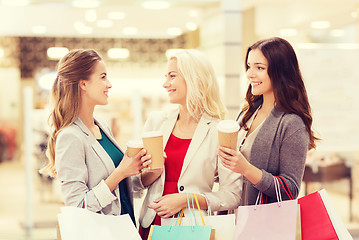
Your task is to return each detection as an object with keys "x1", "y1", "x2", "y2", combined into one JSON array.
[{"x1": 153, "y1": 133, "x2": 191, "y2": 225}]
